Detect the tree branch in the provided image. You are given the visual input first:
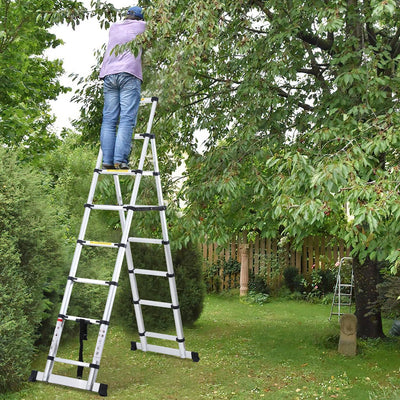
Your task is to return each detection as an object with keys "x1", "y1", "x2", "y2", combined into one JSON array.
[
  {"x1": 275, "y1": 86, "x2": 314, "y2": 111},
  {"x1": 302, "y1": 43, "x2": 329, "y2": 90},
  {"x1": 296, "y1": 31, "x2": 334, "y2": 51}
]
